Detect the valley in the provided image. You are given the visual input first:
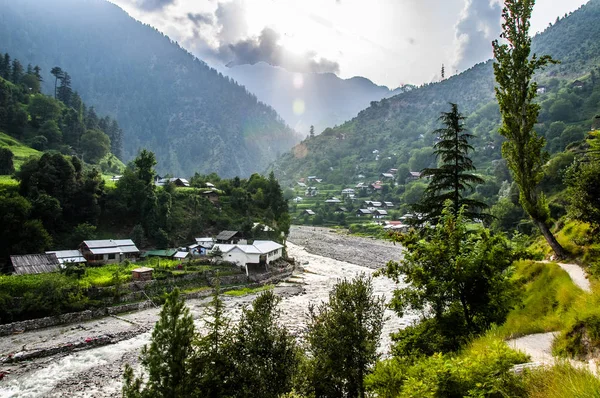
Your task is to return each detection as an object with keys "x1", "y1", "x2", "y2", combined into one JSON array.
[{"x1": 0, "y1": 231, "x2": 413, "y2": 397}]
